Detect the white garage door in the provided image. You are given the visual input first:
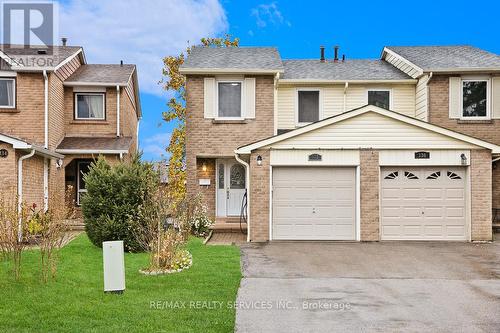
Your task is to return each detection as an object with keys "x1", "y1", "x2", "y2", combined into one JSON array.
[
  {"x1": 272, "y1": 167, "x2": 356, "y2": 240},
  {"x1": 381, "y1": 167, "x2": 467, "y2": 240}
]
